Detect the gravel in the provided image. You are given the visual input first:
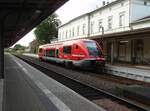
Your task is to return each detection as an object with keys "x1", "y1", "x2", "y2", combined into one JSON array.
[{"x1": 93, "y1": 99, "x2": 134, "y2": 111}]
